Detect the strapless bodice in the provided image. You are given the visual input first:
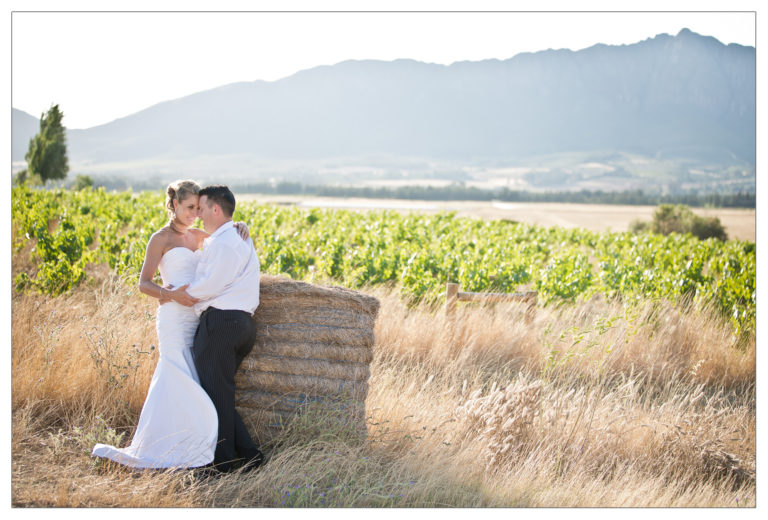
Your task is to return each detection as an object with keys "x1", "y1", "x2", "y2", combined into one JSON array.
[{"x1": 157, "y1": 247, "x2": 200, "y2": 288}]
